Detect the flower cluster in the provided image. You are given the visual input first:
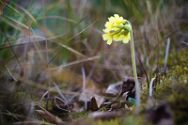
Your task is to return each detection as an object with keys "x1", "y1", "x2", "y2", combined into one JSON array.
[{"x1": 102, "y1": 14, "x2": 132, "y2": 45}]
